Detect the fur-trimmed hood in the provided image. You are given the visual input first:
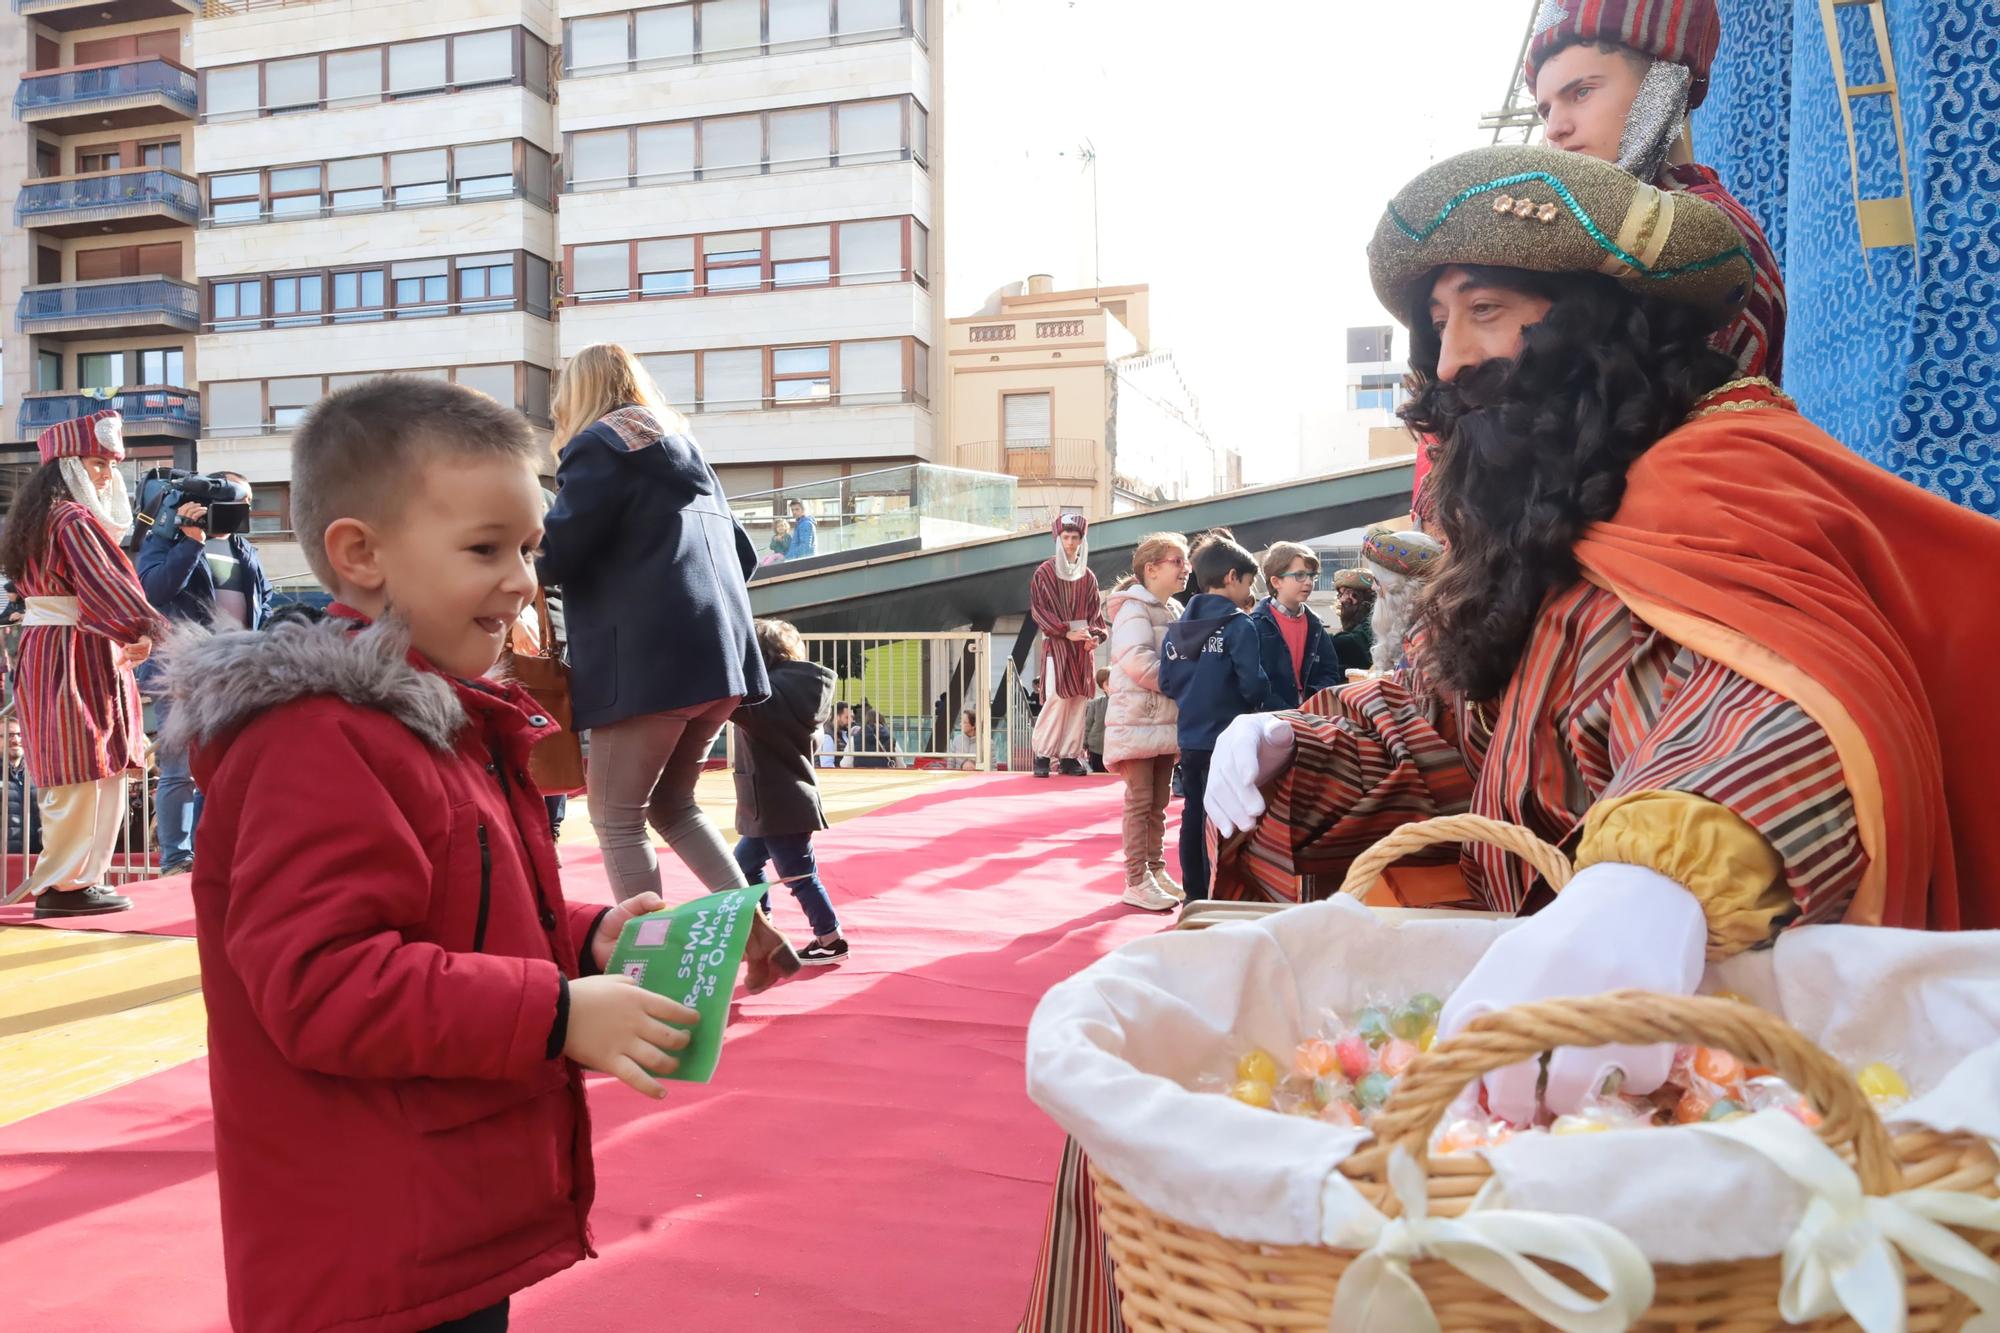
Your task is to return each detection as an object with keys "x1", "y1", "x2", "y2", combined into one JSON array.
[{"x1": 156, "y1": 616, "x2": 466, "y2": 759}]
